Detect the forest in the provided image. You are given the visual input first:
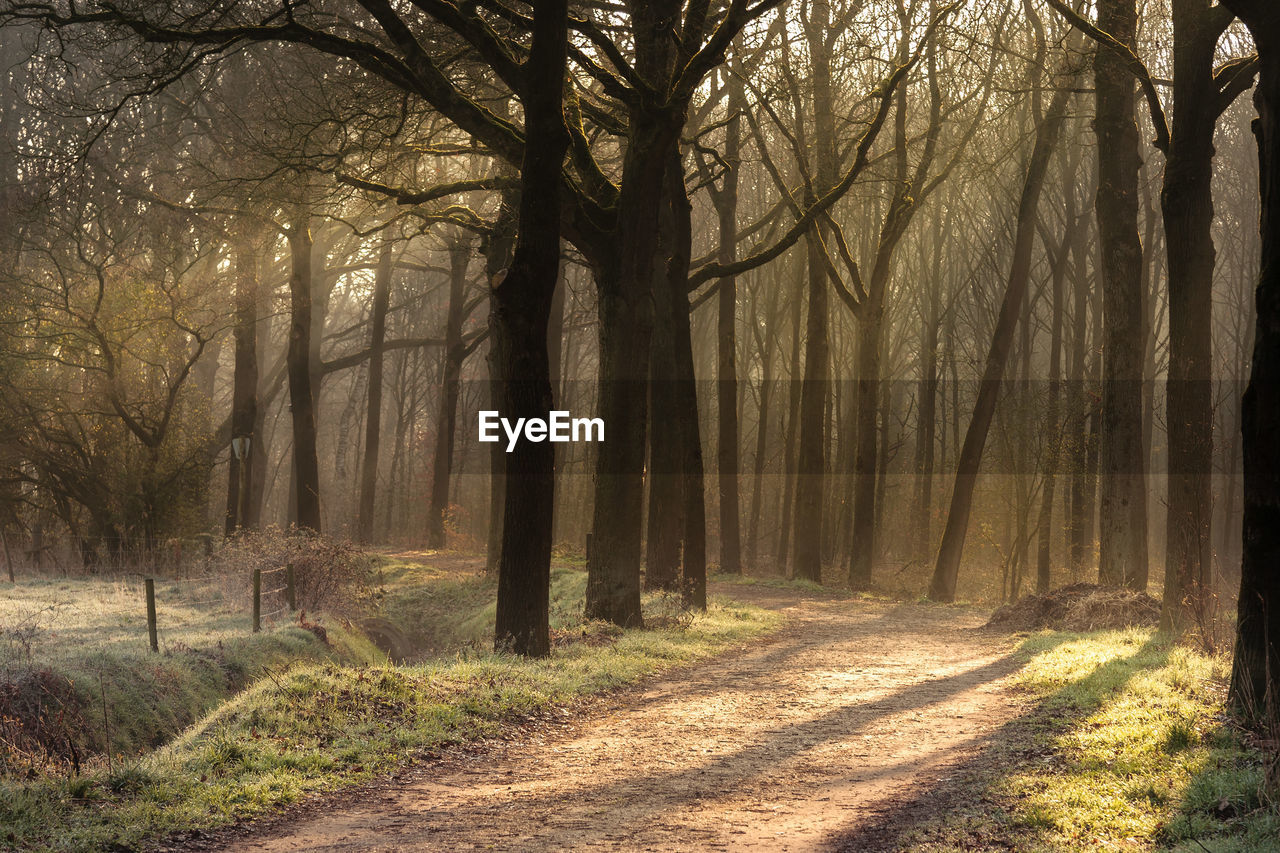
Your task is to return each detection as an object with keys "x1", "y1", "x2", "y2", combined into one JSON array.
[{"x1": 1, "y1": 0, "x2": 1280, "y2": 850}]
